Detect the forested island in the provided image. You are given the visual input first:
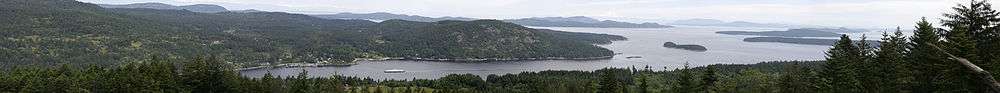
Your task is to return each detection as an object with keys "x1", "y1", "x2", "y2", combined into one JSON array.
[
  {"x1": 314, "y1": 13, "x2": 672, "y2": 28},
  {"x1": 744, "y1": 37, "x2": 880, "y2": 46},
  {"x1": 662, "y1": 42, "x2": 708, "y2": 52},
  {"x1": 716, "y1": 28, "x2": 844, "y2": 37},
  {"x1": 0, "y1": 0, "x2": 625, "y2": 68}
]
